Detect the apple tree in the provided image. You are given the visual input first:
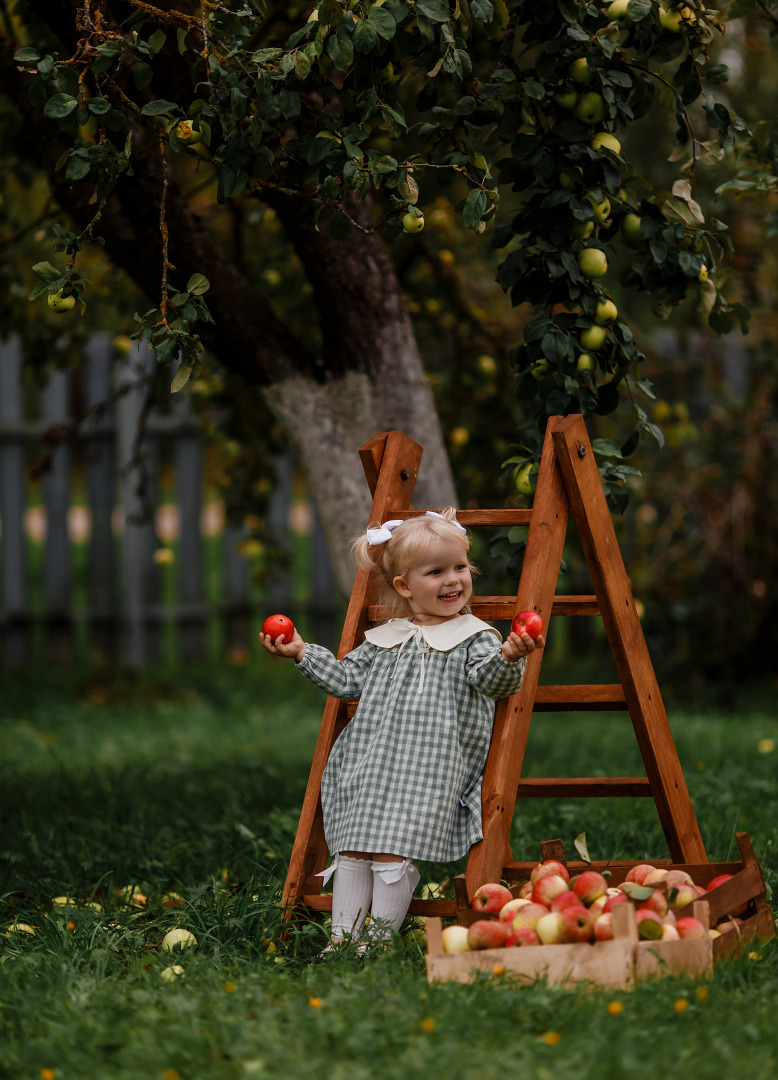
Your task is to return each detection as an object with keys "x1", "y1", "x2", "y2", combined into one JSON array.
[{"x1": 0, "y1": 0, "x2": 760, "y2": 587}]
